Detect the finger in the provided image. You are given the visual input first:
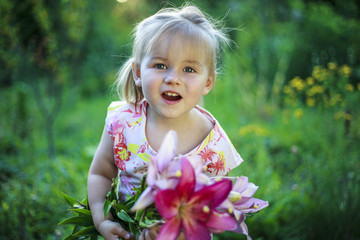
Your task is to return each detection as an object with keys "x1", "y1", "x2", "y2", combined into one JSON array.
[
  {"x1": 138, "y1": 229, "x2": 146, "y2": 240},
  {"x1": 148, "y1": 227, "x2": 158, "y2": 239},
  {"x1": 145, "y1": 229, "x2": 151, "y2": 240},
  {"x1": 112, "y1": 223, "x2": 133, "y2": 240}
]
